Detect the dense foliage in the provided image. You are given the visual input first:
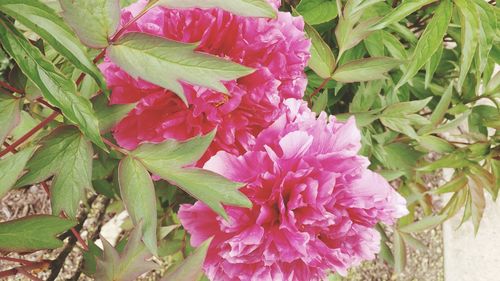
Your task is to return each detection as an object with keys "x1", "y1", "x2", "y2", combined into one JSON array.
[{"x1": 0, "y1": 0, "x2": 498, "y2": 280}]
